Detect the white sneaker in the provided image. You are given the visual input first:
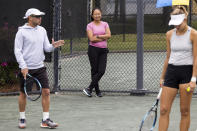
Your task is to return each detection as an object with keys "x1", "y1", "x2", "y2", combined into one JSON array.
[{"x1": 18, "y1": 119, "x2": 26, "y2": 129}]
